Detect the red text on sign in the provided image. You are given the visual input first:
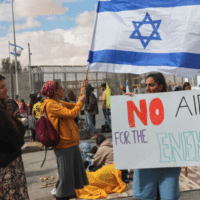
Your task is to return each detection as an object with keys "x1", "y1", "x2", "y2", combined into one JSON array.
[{"x1": 127, "y1": 98, "x2": 164, "y2": 127}]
